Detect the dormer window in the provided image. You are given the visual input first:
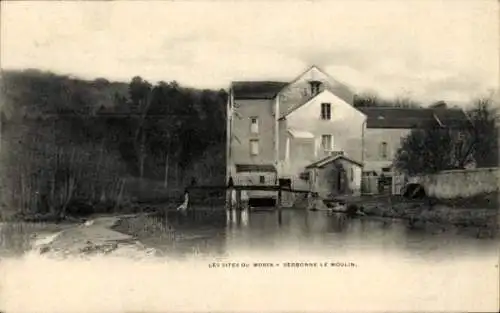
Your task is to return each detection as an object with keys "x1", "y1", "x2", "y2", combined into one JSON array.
[{"x1": 309, "y1": 80, "x2": 322, "y2": 96}]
